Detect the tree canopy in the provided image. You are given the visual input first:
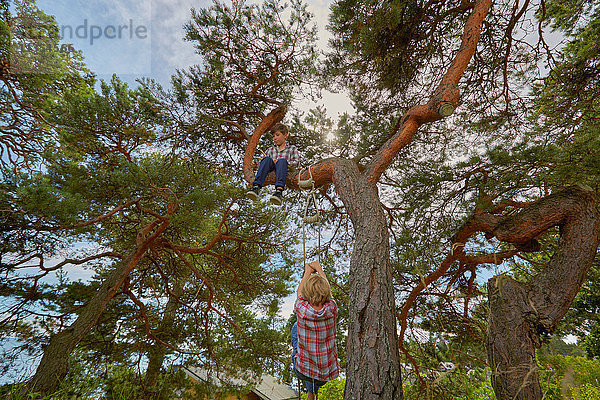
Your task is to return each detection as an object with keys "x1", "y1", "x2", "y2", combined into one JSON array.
[{"x1": 1, "y1": 0, "x2": 600, "y2": 399}]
